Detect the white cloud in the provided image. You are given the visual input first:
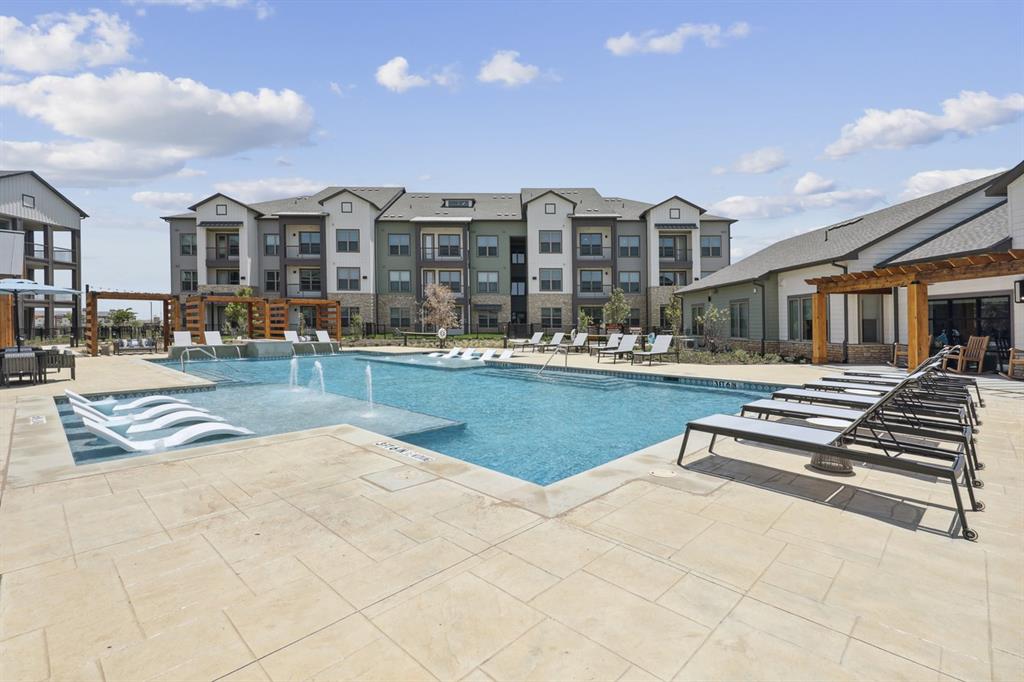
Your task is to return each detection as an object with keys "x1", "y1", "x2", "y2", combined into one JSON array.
[
  {"x1": 793, "y1": 171, "x2": 835, "y2": 195},
  {"x1": 328, "y1": 80, "x2": 355, "y2": 96},
  {"x1": 0, "y1": 10, "x2": 136, "y2": 73},
  {"x1": 825, "y1": 90, "x2": 1024, "y2": 158},
  {"x1": 375, "y1": 56, "x2": 430, "y2": 93},
  {"x1": 900, "y1": 168, "x2": 1004, "y2": 200},
  {"x1": 432, "y1": 64, "x2": 461, "y2": 90},
  {"x1": 124, "y1": 1, "x2": 273, "y2": 20},
  {"x1": 711, "y1": 175, "x2": 882, "y2": 220},
  {"x1": 213, "y1": 177, "x2": 325, "y2": 203},
  {"x1": 715, "y1": 147, "x2": 787, "y2": 175},
  {"x1": 175, "y1": 167, "x2": 206, "y2": 177},
  {"x1": 131, "y1": 190, "x2": 195, "y2": 210},
  {"x1": 0, "y1": 69, "x2": 314, "y2": 185},
  {"x1": 605, "y1": 22, "x2": 750, "y2": 56},
  {"x1": 477, "y1": 50, "x2": 539, "y2": 87}
]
